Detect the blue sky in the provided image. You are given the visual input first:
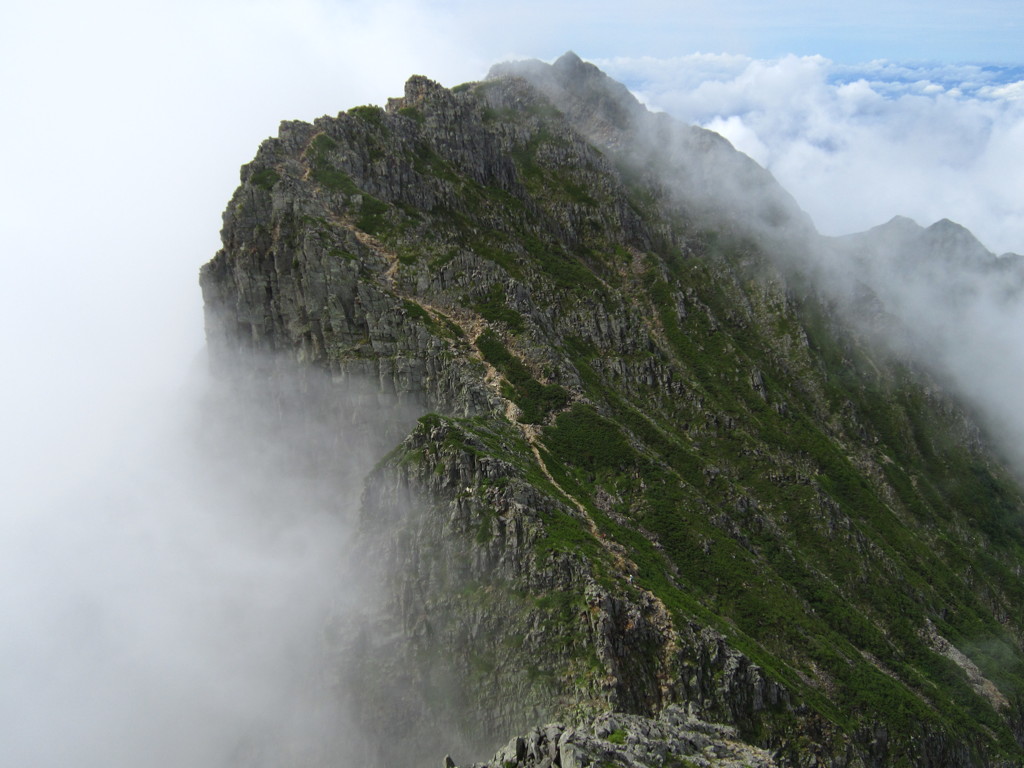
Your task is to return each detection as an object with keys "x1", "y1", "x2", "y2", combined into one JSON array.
[
  {"x1": 431, "y1": 0, "x2": 1024, "y2": 64},
  {"x1": 2, "y1": 2, "x2": 1023, "y2": 765}
]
